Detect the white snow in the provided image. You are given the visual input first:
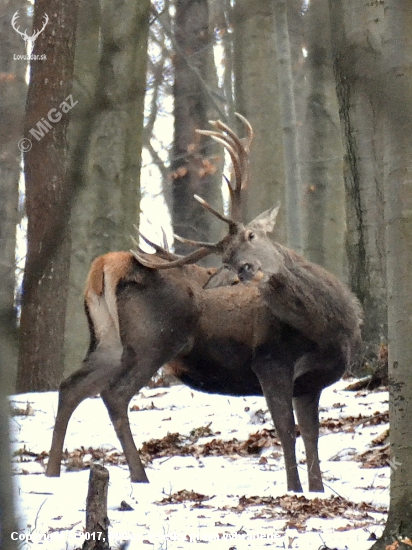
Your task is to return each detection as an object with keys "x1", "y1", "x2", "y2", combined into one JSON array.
[{"x1": 10, "y1": 379, "x2": 389, "y2": 549}]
